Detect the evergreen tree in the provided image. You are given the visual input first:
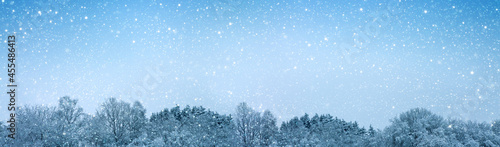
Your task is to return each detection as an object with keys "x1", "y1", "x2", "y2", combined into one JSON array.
[
  {"x1": 493, "y1": 120, "x2": 500, "y2": 135},
  {"x1": 384, "y1": 108, "x2": 447, "y2": 146}
]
